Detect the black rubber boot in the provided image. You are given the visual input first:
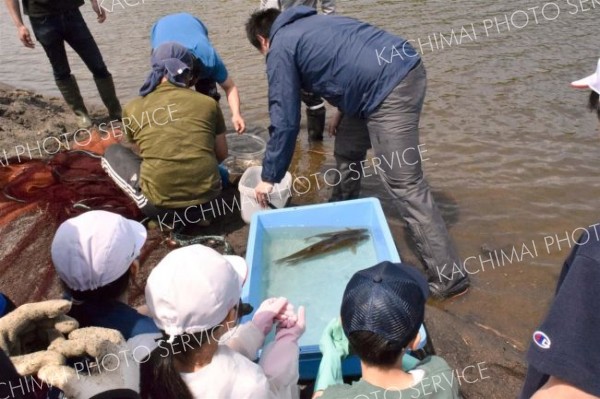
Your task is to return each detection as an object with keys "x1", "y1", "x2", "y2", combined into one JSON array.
[
  {"x1": 55, "y1": 75, "x2": 93, "y2": 128},
  {"x1": 429, "y1": 275, "x2": 470, "y2": 300},
  {"x1": 94, "y1": 75, "x2": 122, "y2": 121},
  {"x1": 306, "y1": 107, "x2": 326, "y2": 141}
]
